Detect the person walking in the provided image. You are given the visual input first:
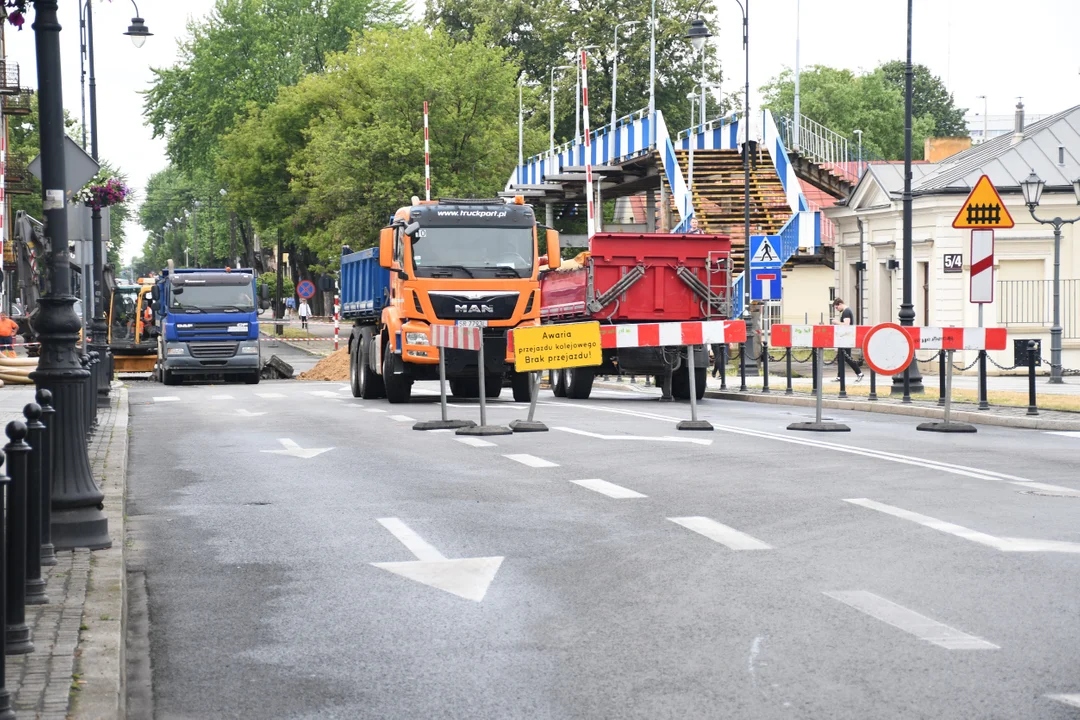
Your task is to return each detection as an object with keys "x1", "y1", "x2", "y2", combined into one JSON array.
[
  {"x1": 285, "y1": 295, "x2": 296, "y2": 321},
  {"x1": 831, "y1": 298, "x2": 863, "y2": 382},
  {"x1": 298, "y1": 298, "x2": 311, "y2": 330},
  {"x1": 711, "y1": 343, "x2": 725, "y2": 378}
]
